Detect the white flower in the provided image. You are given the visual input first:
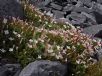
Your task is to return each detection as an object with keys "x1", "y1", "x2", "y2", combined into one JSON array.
[
  {"x1": 46, "y1": 11, "x2": 53, "y2": 17},
  {"x1": 48, "y1": 24, "x2": 52, "y2": 27},
  {"x1": 9, "y1": 37, "x2": 14, "y2": 41},
  {"x1": 20, "y1": 38, "x2": 23, "y2": 44},
  {"x1": 27, "y1": 44, "x2": 33, "y2": 48},
  {"x1": 48, "y1": 49, "x2": 53, "y2": 53},
  {"x1": 77, "y1": 43, "x2": 80, "y2": 45},
  {"x1": 72, "y1": 46, "x2": 76, "y2": 50},
  {"x1": 35, "y1": 14, "x2": 37, "y2": 17},
  {"x1": 76, "y1": 60, "x2": 80, "y2": 64},
  {"x1": 39, "y1": 19, "x2": 42, "y2": 22},
  {"x1": 38, "y1": 38, "x2": 44, "y2": 42},
  {"x1": 24, "y1": 51, "x2": 27, "y2": 54},
  {"x1": 4, "y1": 30, "x2": 9, "y2": 35},
  {"x1": 55, "y1": 55, "x2": 60, "y2": 59},
  {"x1": 62, "y1": 49, "x2": 66, "y2": 54},
  {"x1": 38, "y1": 55, "x2": 42, "y2": 59},
  {"x1": 17, "y1": 34, "x2": 21, "y2": 37},
  {"x1": 29, "y1": 39, "x2": 33, "y2": 43},
  {"x1": 13, "y1": 31, "x2": 17, "y2": 35},
  {"x1": 40, "y1": 39, "x2": 44, "y2": 42},
  {"x1": 16, "y1": 47, "x2": 18, "y2": 50},
  {"x1": 81, "y1": 61, "x2": 86, "y2": 64},
  {"x1": 34, "y1": 40, "x2": 38, "y2": 44},
  {"x1": 65, "y1": 22, "x2": 69, "y2": 24},
  {"x1": 50, "y1": 53, "x2": 55, "y2": 56},
  {"x1": 65, "y1": 58, "x2": 68, "y2": 62},
  {"x1": 45, "y1": 21, "x2": 48, "y2": 24},
  {"x1": 72, "y1": 74, "x2": 74, "y2": 76},
  {"x1": 9, "y1": 48, "x2": 13, "y2": 52},
  {"x1": 88, "y1": 57, "x2": 93, "y2": 61},
  {"x1": 69, "y1": 32, "x2": 74, "y2": 35},
  {"x1": 97, "y1": 40, "x2": 102, "y2": 46},
  {"x1": 0, "y1": 49, "x2": 6, "y2": 53},
  {"x1": 55, "y1": 54, "x2": 63, "y2": 59},
  {"x1": 3, "y1": 18, "x2": 7, "y2": 24},
  {"x1": 57, "y1": 46, "x2": 60, "y2": 50},
  {"x1": 13, "y1": 45, "x2": 15, "y2": 48},
  {"x1": 63, "y1": 25, "x2": 67, "y2": 28},
  {"x1": 66, "y1": 46, "x2": 71, "y2": 49},
  {"x1": 3, "y1": 41, "x2": 5, "y2": 44}
]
